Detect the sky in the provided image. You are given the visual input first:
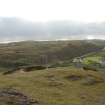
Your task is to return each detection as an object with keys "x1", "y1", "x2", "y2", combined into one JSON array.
[
  {"x1": 0, "y1": 0, "x2": 105, "y2": 42},
  {"x1": 0, "y1": 0, "x2": 105, "y2": 22}
]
